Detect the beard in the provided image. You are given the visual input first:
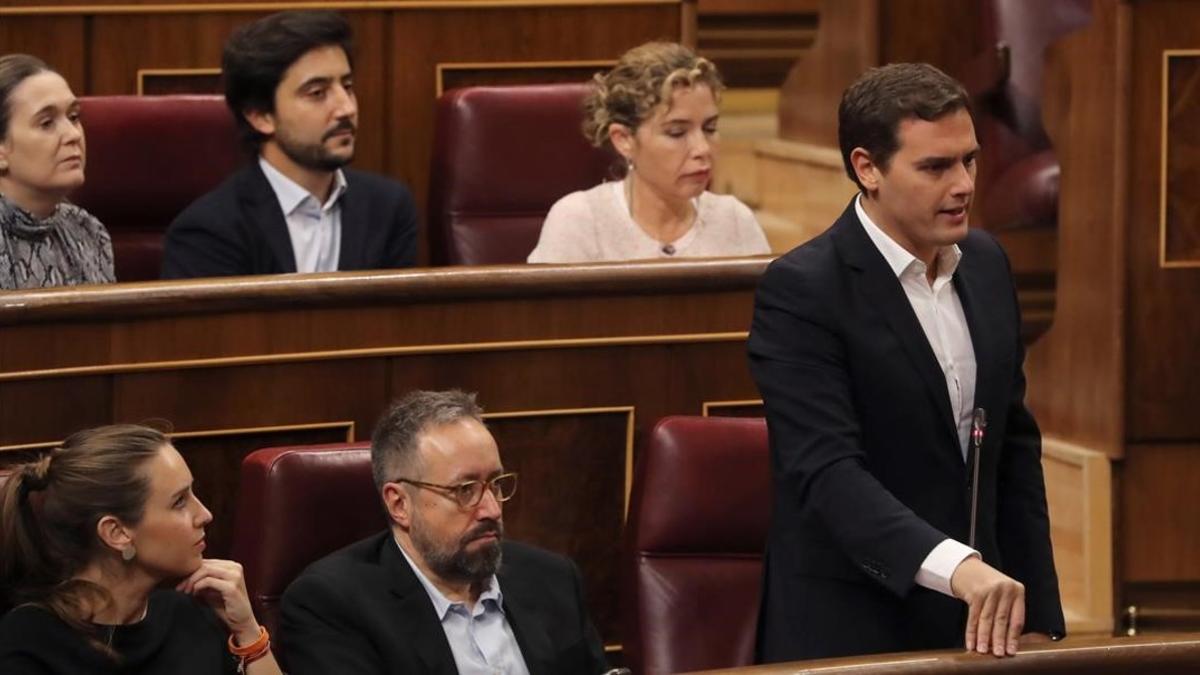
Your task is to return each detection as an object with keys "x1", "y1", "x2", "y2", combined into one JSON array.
[
  {"x1": 409, "y1": 514, "x2": 504, "y2": 584},
  {"x1": 273, "y1": 119, "x2": 356, "y2": 172}
]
